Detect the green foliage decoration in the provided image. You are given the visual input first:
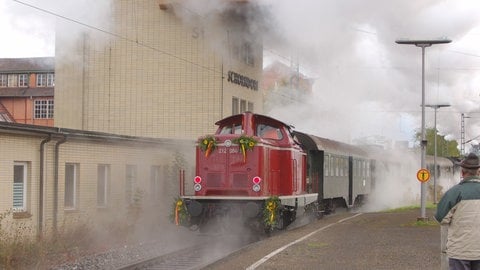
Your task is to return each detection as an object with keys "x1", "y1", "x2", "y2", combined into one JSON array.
[
  {"x1": 170, "y1": 197, "x2": 190, "y2": 226},
  {"x1": 263, "y1": 196, "x2": 281, "y2": 228}
]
